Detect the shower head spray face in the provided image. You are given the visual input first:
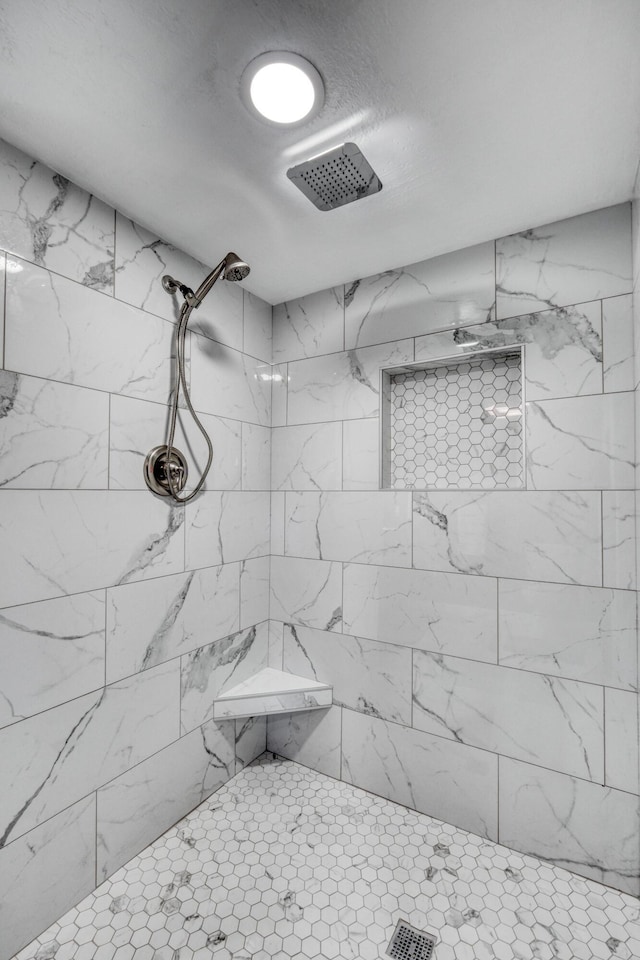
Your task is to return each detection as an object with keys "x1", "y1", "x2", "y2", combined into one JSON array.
[{"x1": 223, "y1": 253, "x2": 250, "y2": 282}]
